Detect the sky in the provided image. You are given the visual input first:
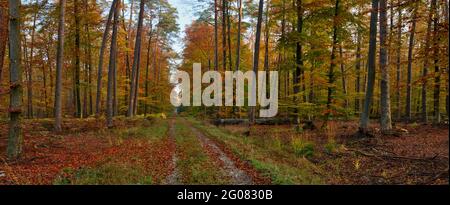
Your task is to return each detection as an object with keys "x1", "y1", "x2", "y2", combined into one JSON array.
[{"x1": 167, "y1": 0, "x2": 196, "y2": 57}]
